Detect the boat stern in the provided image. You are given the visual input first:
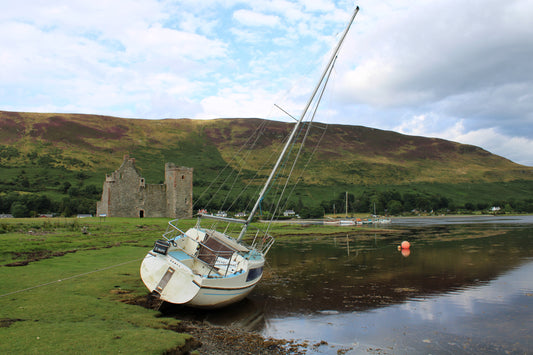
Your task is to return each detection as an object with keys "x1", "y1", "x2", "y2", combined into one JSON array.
[{"x1": 140, "y1": 251, "x2": 200, "y2": 304}]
